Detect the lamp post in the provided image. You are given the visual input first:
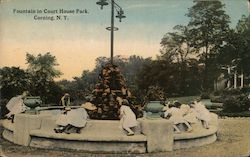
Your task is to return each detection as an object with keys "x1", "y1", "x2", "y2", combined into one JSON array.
[{"x1": 96, "y1": 0, "x2": 126, "y2": 64}]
